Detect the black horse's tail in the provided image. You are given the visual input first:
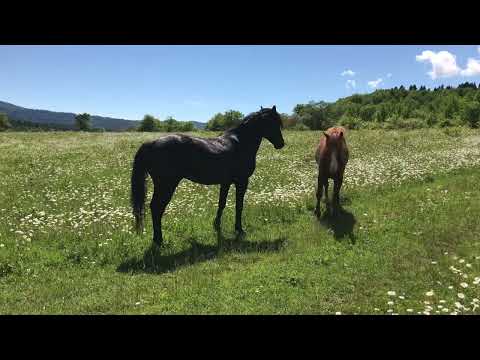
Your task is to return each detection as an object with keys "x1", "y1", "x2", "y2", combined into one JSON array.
[{"x1": 131, "y1": 144, "x2": 148, "y2": 234}]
